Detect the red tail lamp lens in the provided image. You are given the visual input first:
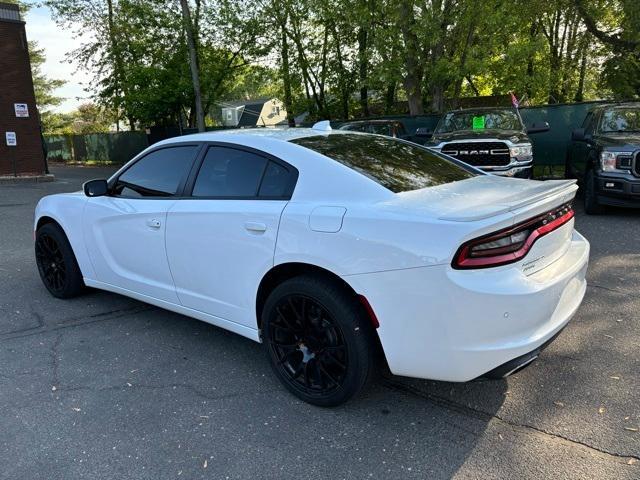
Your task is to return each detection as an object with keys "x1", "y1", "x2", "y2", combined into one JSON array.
[{"x1": 452, "y1": 204, "x2": 574, "y2": 269}]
